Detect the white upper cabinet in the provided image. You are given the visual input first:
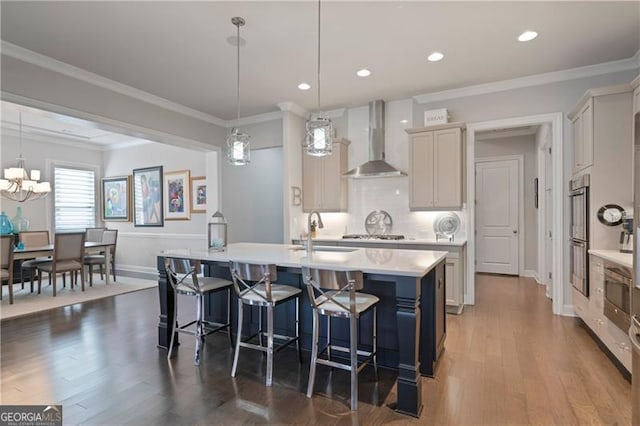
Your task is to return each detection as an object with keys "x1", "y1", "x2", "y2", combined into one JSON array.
[
  {"x1": 570, "y1": 98, "x2": 594, "y2": 174},
  {"x1": 406, "y1": 122, "x2": 465, "y2": 210},
  {"x1": 302, "y1": 138, "x2": 349, "y2": 212}
]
